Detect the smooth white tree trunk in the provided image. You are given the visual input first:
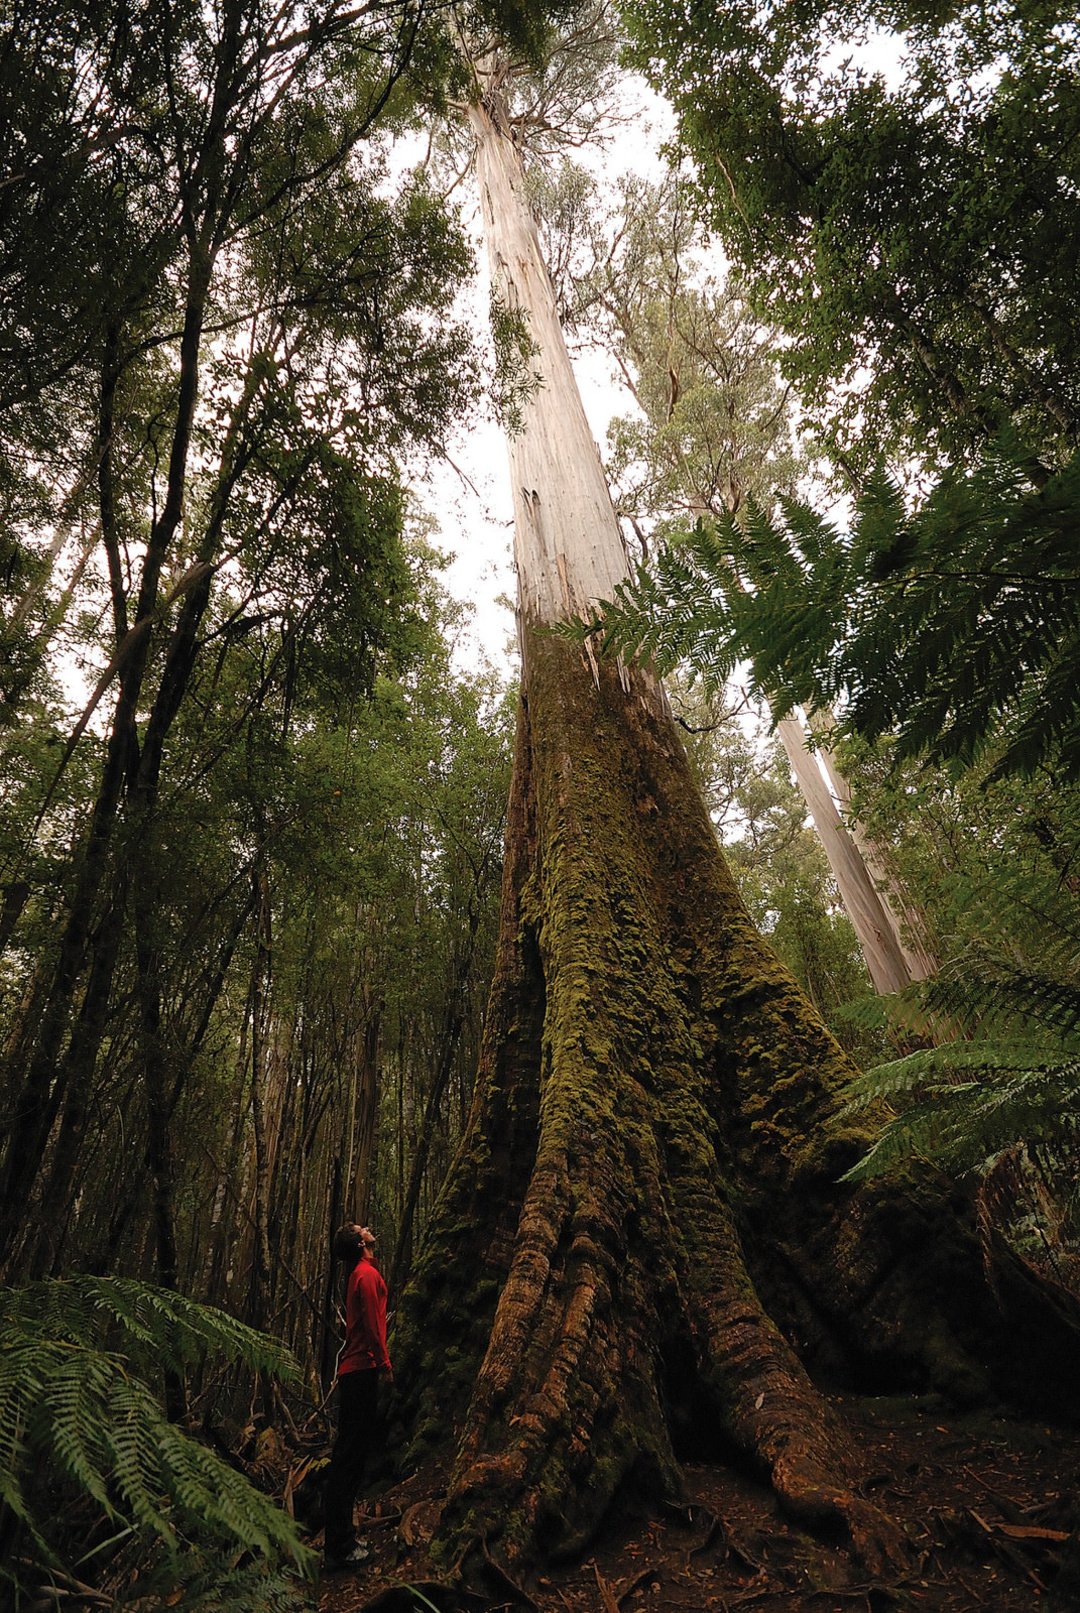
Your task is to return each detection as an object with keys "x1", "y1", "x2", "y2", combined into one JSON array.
[
  {"x1": 776, "y1": 714, "x2": 933, "y2": 993},
  {"x1": 807, "y1": 711, "x2": 939, "y2": 982},
  {"x1": 469, "y1": 99, "x2": 631, "y2": 629}
]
